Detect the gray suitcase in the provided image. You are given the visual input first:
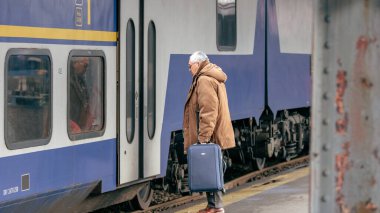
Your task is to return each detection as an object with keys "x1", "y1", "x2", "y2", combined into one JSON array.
[{"x1": 187, "y1": 143, "x2": 224, "y2": 192}]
